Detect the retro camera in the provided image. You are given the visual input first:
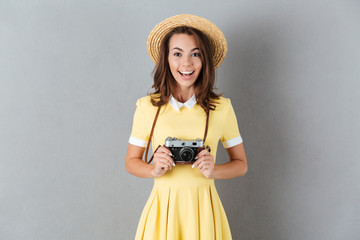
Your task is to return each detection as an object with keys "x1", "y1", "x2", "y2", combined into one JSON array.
[{"x1": 165, "y1": 137, "x2": 204, "y2": 164}]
